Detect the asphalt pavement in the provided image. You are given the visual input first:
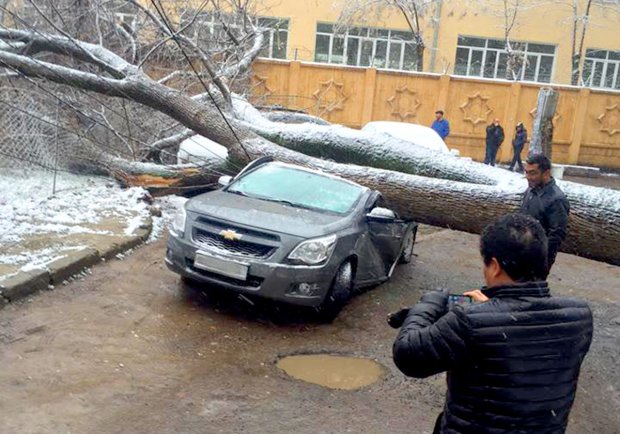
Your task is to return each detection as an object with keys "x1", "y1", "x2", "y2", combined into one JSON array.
[{"x1": 0, "y1": 228, "x2": 618, "y2": 434}]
